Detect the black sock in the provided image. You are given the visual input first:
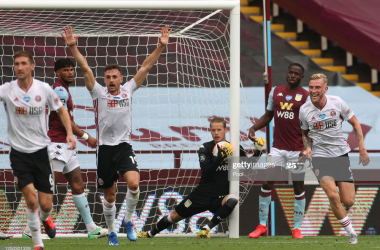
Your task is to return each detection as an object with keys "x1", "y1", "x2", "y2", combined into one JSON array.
[
  {"x1": 207, "y1": 198, "x2": 238, "y2": 229},
  {"x1": 151, "y1": 215, "x2": 173, "y2": 235}
]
